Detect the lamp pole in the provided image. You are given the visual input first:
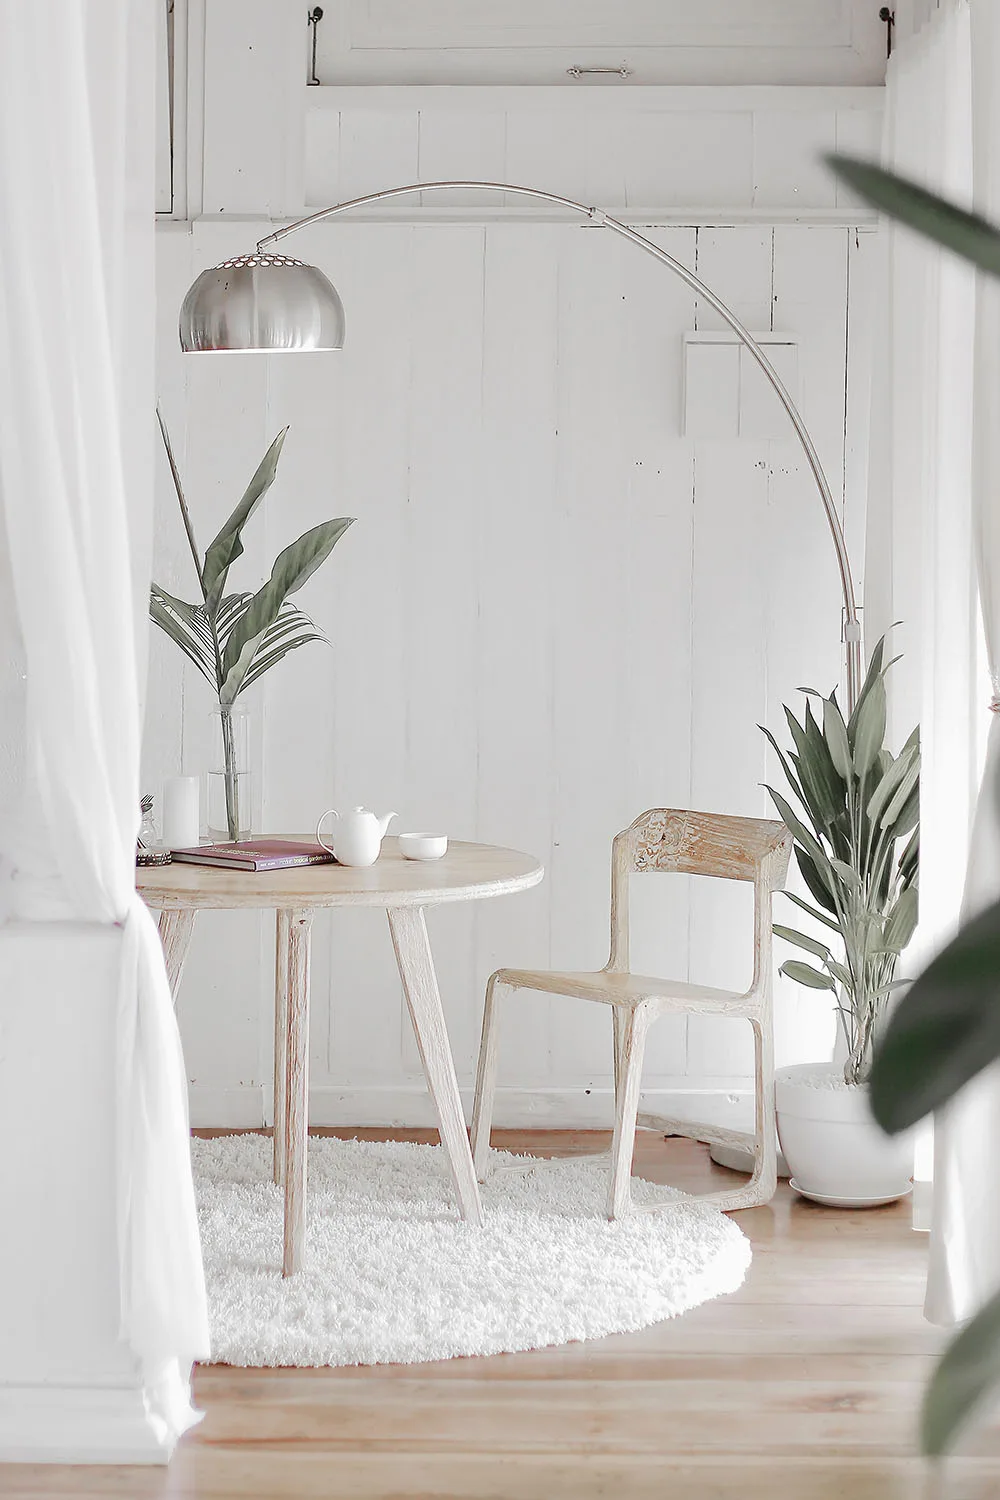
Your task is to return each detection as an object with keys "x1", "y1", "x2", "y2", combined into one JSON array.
[{"x1": 255, "y1": 180, "x2": 864, "y2": 709}]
